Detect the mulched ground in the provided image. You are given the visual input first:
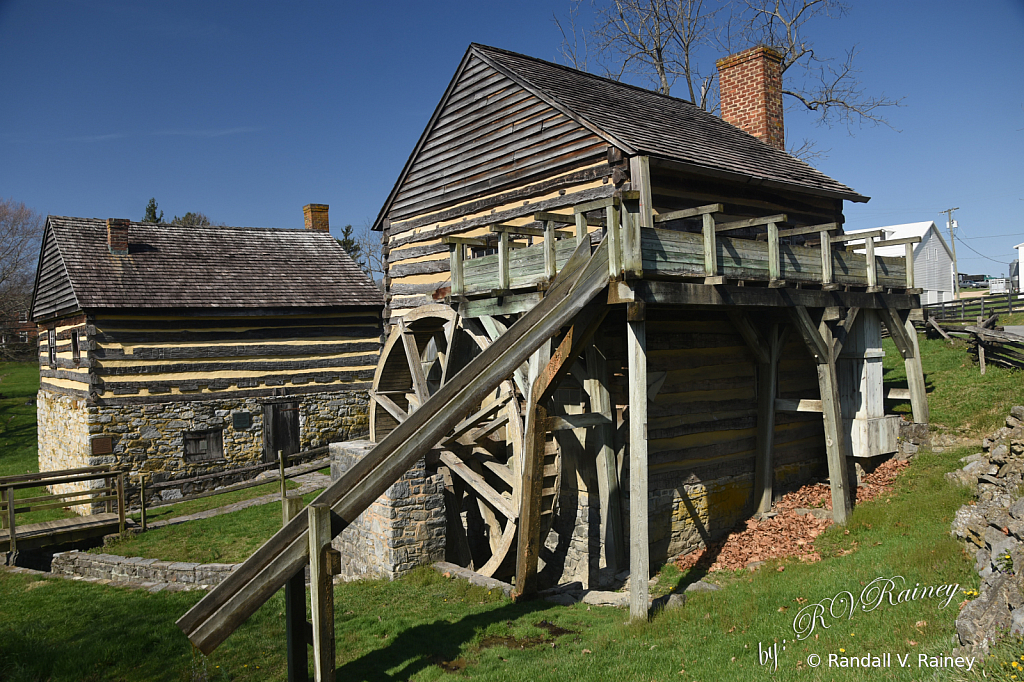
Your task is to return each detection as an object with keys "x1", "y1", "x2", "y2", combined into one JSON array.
[{"x1": 674, "y1": 457, "x2": 909, "y2": 574}]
